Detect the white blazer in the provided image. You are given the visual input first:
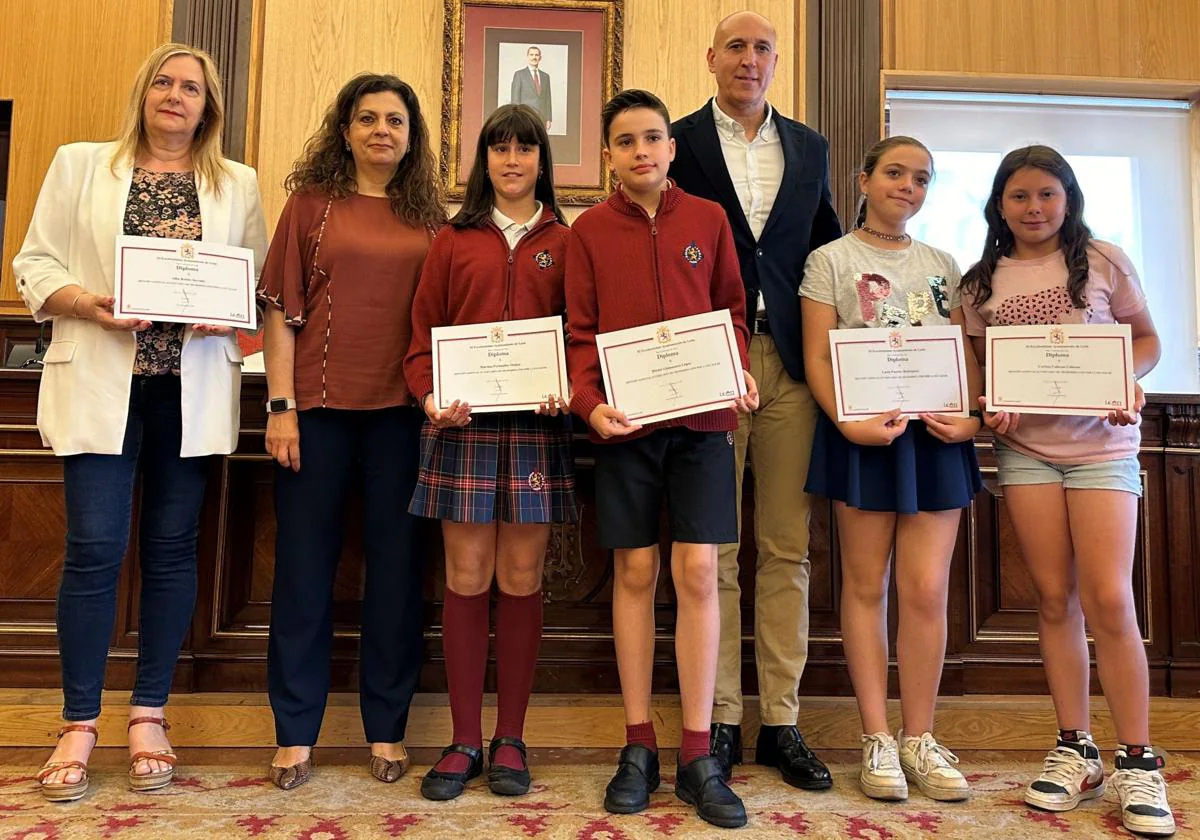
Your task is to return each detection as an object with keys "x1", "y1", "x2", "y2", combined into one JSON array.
[{"x1": 12, "y1": 141, "x2": 269, "y2": 457}]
